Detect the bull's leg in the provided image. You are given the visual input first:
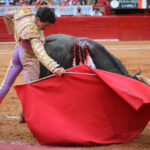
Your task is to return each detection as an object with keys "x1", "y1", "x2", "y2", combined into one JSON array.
[
  {"x1": 20, "y1": 112, "x2": 25, "y2": 123},
  {"x1": 136, "y1": 75, "x2": 150, "y2": 86}
]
